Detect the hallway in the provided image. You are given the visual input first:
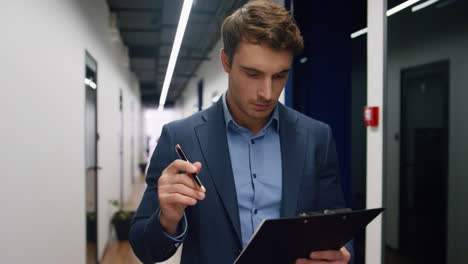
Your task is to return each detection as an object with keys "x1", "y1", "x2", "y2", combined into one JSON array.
[{"x1": 2, "y1": 1, "x2": 468, "y2": 263}]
